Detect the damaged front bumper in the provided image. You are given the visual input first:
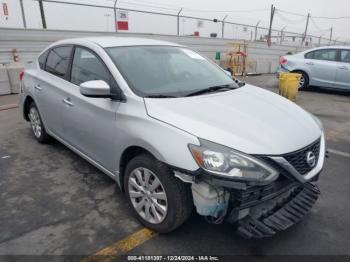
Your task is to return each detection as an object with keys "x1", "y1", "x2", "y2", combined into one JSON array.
[
  {"x1": 233, "y1": 182, "x2": 320, "y2": 238},
  {"x1": 173, "y1": 135, "x2": 325, "y2": 238}
]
